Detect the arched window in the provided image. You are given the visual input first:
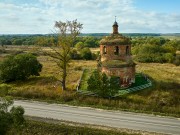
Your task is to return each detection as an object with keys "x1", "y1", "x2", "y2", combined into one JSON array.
[
  {"x1": 126, "y1": 46, "x2": 129, "y2": 55},
  {"x1": 103, "y1": 46, "x2": 107, "y2": 54},
  {"x1": 114, "y1": 46, "x2": 119, "y2": 55}
]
